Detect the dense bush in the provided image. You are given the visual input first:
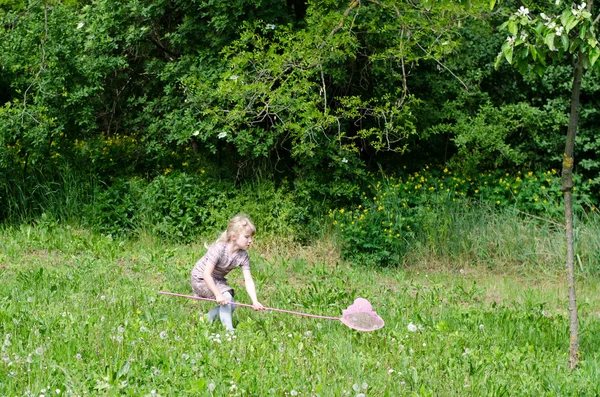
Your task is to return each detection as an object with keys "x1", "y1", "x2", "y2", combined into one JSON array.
[
  {"x1": 84, "y1": 172, "x2": 306, "y2": 241},
  {"x1": 333, "y1": 167, "x2": 598, "y2": 266}
]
